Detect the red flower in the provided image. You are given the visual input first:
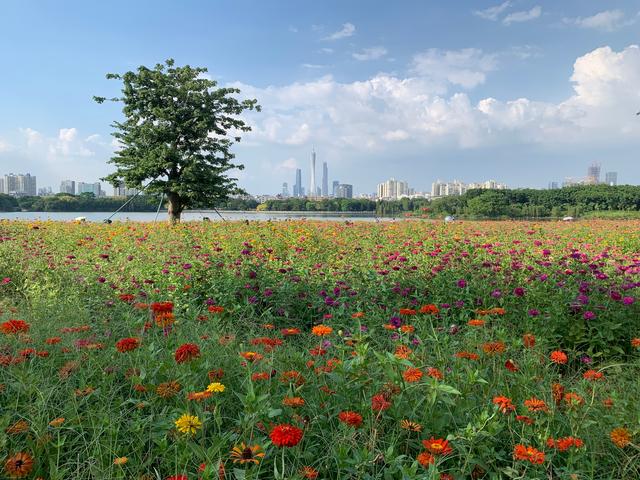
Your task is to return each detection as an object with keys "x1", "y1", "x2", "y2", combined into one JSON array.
[
  {"x1": 422, "y1": 437, "x2": 453, "y2": 456},
  {"x1": 115, "y1": 337, "x2": 140, "y2": 353},
  {"x1": 151, "y1": 301, "x2": 174, "y2": 313},
  {"x1": 371, "y1": 394, "x2": 391, "y2": 412},
  {"x1": 549, "y1": 350, "x2": 568, "y2": 364},
  {"x1": 1, "y1": 319, "x2": 30, "y2": 334},
  {"x1": 504, "y1": 359, "x2": 519, "y2": 372},
  {"x1": 175, "y1": 343, "x2": 200, "y2": 363},
  {"x1": 338, "y1": 411, "x2": 363, "y2": 427},
  {"x1": 522, "y1": 333, "x2": 536, "y2": 348},
  {"x1": 208, "y1": 305, "x2": 224, "y2": 313},
  {"x1": 513, "y1": 444, "x2": 545, "y2": 464},
  {"x1": 270, "y1": 424, "x2": 303, "y2": 447}
]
